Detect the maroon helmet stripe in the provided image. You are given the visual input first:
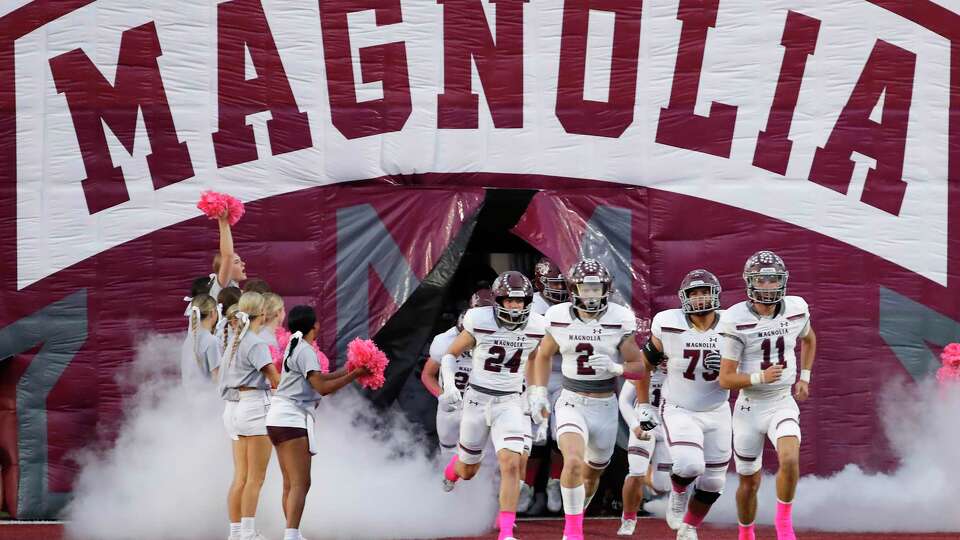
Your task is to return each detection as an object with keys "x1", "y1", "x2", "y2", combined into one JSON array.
[{"x1": 661, "y1": 327, "x2": 684, "y2": 334}]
